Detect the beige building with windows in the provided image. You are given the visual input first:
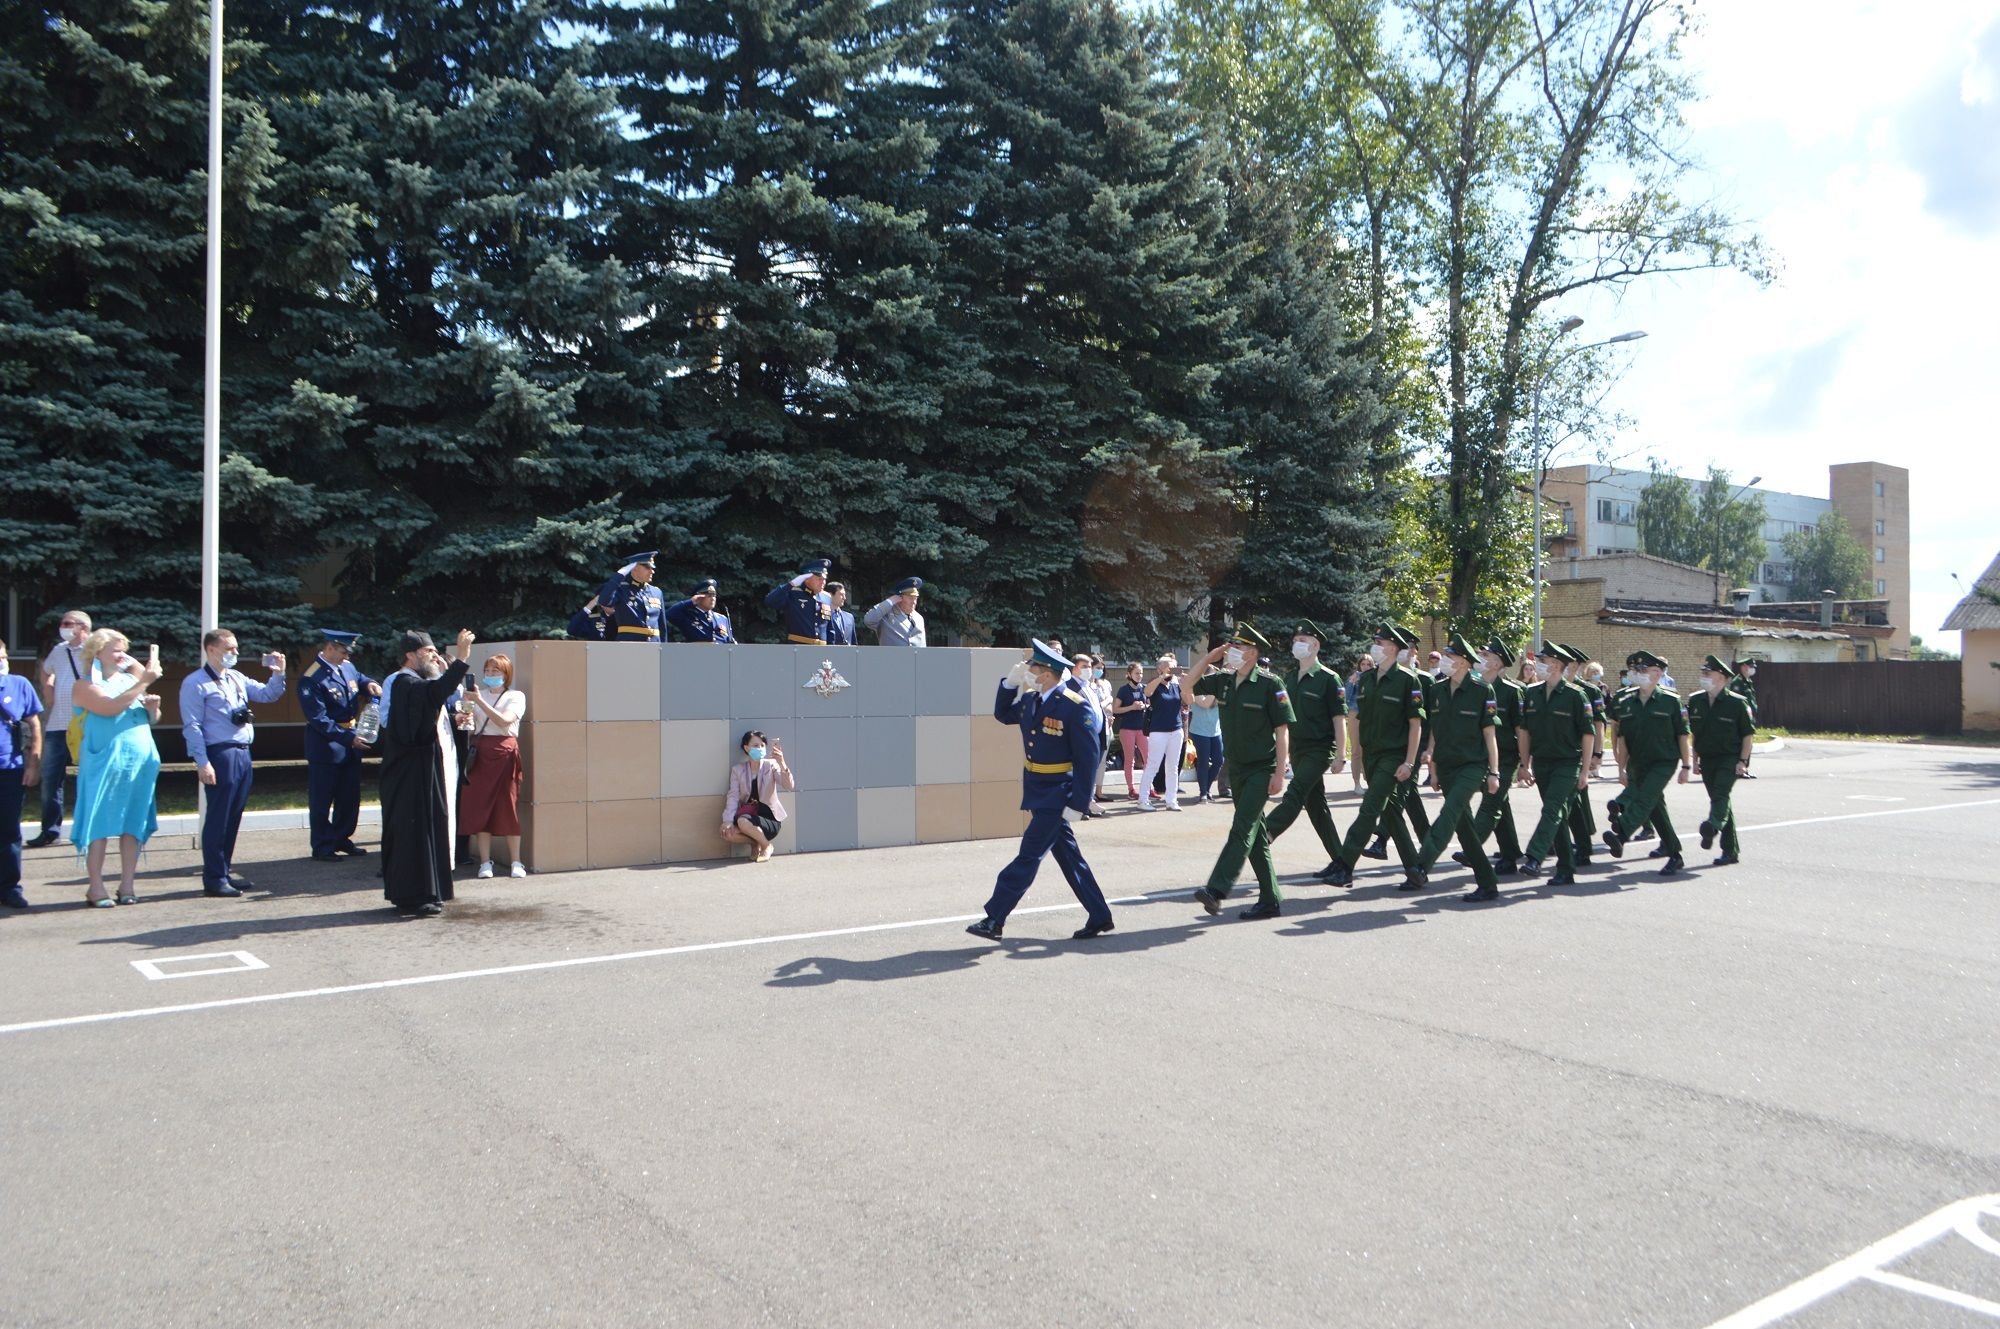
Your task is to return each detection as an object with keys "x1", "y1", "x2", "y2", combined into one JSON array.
[{"x1": 1943, "y1": 550, "x2": 2000, "y2": 733}]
